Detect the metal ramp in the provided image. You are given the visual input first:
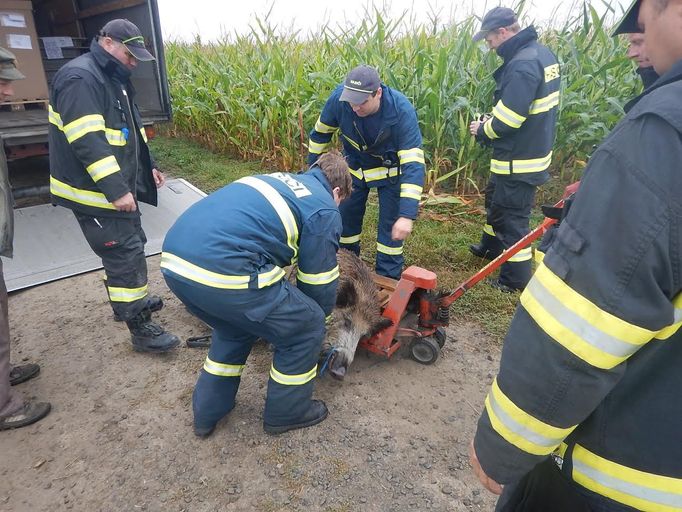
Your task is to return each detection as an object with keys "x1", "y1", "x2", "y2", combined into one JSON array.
[{"x1": 2, "y1": 178, "x2": 205, "y2": 292}]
